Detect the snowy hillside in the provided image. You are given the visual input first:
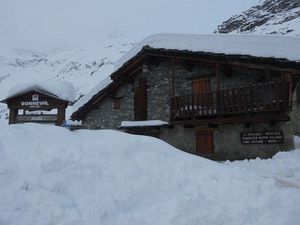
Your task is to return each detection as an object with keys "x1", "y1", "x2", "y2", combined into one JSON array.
[
  {"x1": 0, "y1": 38, "x2": 135, "y2": 121},
  {"x1": 0, "y1": 123, "x2": 299, "y2": 225},
  {"x1": 215, "y1": 0, "x2": 300, "y2": 36},
  {"x1": 0, "y1": 39, "x2": 135, "y2": 100}
]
